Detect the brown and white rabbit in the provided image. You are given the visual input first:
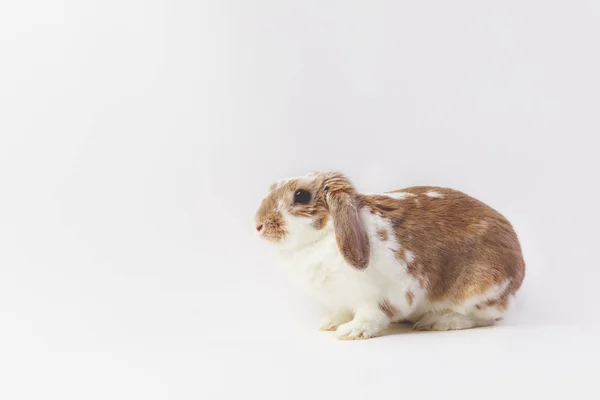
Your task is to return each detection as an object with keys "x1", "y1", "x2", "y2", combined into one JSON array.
[{"x1": 254, "y1": 171, "x2": 525, "y2": 340}]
